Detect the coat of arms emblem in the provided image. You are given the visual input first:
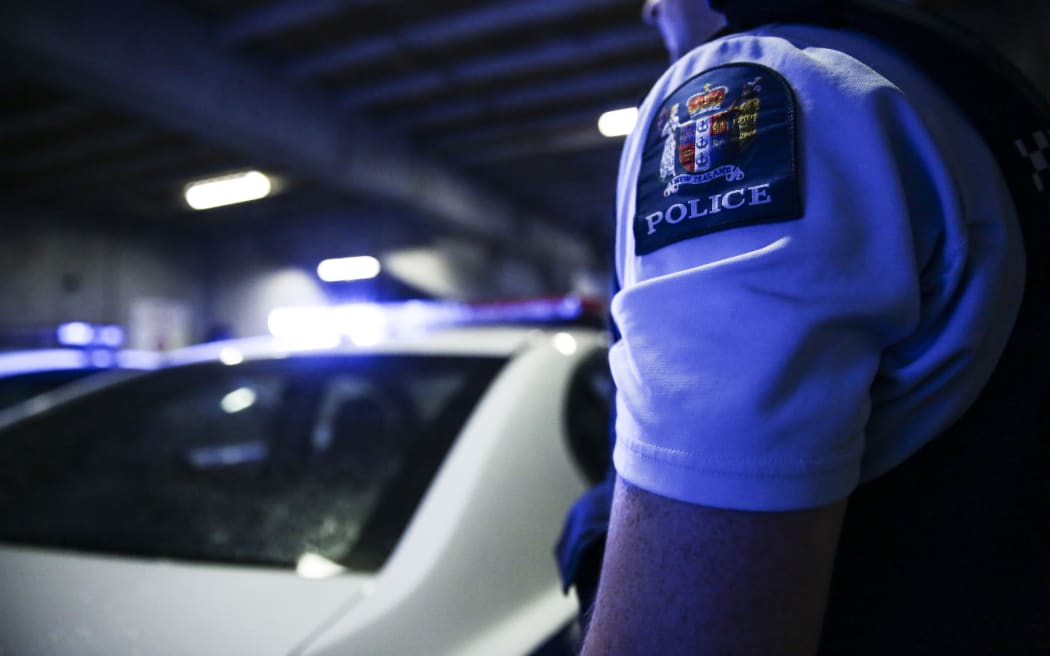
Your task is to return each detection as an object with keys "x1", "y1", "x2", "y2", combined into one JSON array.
[{"x1": 658, "y1": 78, "x2": 763, "y2": 197}]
